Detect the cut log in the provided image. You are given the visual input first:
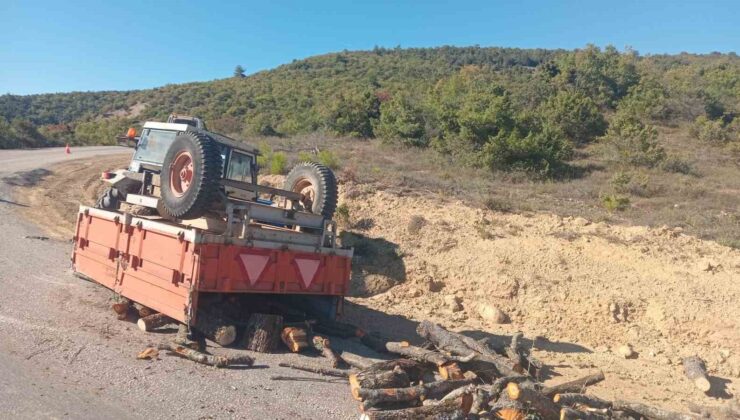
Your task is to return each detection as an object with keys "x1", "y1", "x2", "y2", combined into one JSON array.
[
  {"x1": 277, "y1": 361, "x2": 349, "y2": 378},
  {"x1": 280, "y1": 326, "x2": 309, "y2": 353},
  {"x1": 682, "y1": 356, "x2": 711, "y2": 392},
  {"x1": 358, "y1": 379, "x2": 476, "y2": 411},
  {"x1": 687, "y1": 401, "x2": 740, "y2": 420},
  {"x1": 359, "y1": 331, "x2": 391, "y2": 353},
  {"x1": 174, "y1": 323, "x2": 206, "y2": 351},
  {"x1": 339, "y1": 351, "x2": 383, "y2": 369},
  {"x1": 349, "y1": 365, "x2": 410, "y2": 400},
  {"x1": 194, "y1": 312, "x2": 237, "y2": 347},
  {"x1": 137, "y1": 313, "x2": 174, "y2": 332},
  {"x1": 112, "y1": 299, "x2": 131, "y2": 320},
  {"x1": 416, "y1": 321, "x2": 519, "y2": 378},
  {"x1": 358, "y1": 358, "x2": 425, "y2": 382},
  {"x1": 507, "y1": 381, "x2": 560, "y2": 419},
  {"x1": 541, "y1": 371, "x2": 605, "y2": 397},
  {"x1": 311, "y1": 335, "x2": 341, "y2": 367},
  {"x1": 137, "y1": 305, "x2": 156, "y2": 318},
  {"x1": 359, "y1": 394, "x2": 471, "y2": 420},
  {"x1": 243, "y1": 313, "x2": 283, "y2": 352},
  {"x1": 560, "y1": 407, "x2": 610, "y2": 420},
  {"x1": 490, "y1": 392, "x2": 526, "y2": 420},
  {"x1": 314, "y1": 318, "x2": 362, "y2": 338},
  {"x1": 612, "y1": 400, "x2": 697, "y2": 420},
  {"x1": 385, "y1": 341, "x2": 450, "y2": 366},
  {"x1": 157, "y1": 342, "x2": 228, "y2": 367},
  {"x1": 439, "y1": 362, "x2": 464, "y2": 380},
  {"x1": 554, "y1": 393, "x2": 611, "y2": 409},
  {"x1": 506, "y1": 332, "x2": 541, "y2": 377},
  {"x1": 416, "y1": 320, "x2": 477, "y2": 357}
]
